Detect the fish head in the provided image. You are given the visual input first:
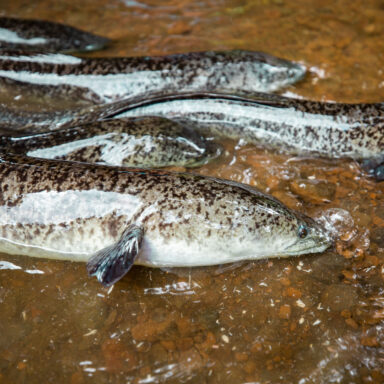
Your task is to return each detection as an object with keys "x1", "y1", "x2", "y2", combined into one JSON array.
[
  {"x1": 277, "y1": 212, "x2": 333, "y2": 256},
  {"x1": 163, "y1": 122, "x2": 222, "y2": 168},
  {"x1": 66, "y1": 34, "x2": 110, "y2": 53},
  {"x1": 118, "y1": 117, "x2": 222, "y2": 168},
  {"x1": 244, "y1": 52, "x2": 306, "y2": 92},
  {"x1": 220, "y1": 183, "x2": 332, "y2": 259},
  {"x1": 181, "y1": 138, "x2": 222, "y2": 168}
]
